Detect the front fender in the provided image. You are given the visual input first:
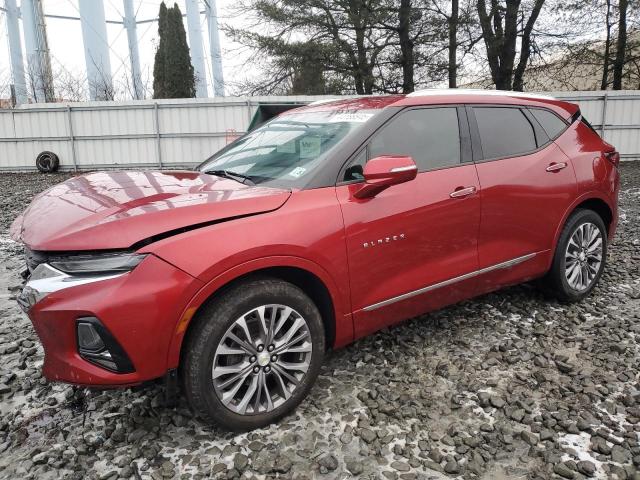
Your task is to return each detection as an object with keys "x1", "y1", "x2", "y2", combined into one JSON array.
[
  {"x1": 139, "y1": 188, "x2": 352, "y2": 370},
  {"x1": 164, "y1": 255, "x2": 353, "y2": 369}
]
